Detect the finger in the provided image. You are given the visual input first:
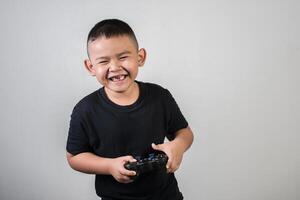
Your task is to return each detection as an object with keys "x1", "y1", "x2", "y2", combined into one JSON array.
[
  {"x1": 167, "y1": 159, "x2": 180, "y2": 173},
  {"x1": 167, "y1": 167, "x2": 172, "y2": 173},
  {"x1": 169, "y1": 164, "x2": 179, "y2": 173},
  {"x1": 120, "y1": 168, "x2": 136, "y2": 176},
  {"x1": 118, "y1": 175, "x2": 133, "y2": 183},
  {"x1": 123, "y1": 156, "x2": 136, "y2": 163},
  {"x1": 151, "y1": 143, "x2": 164, "y2": 151},
  {"x1": 166, "y1": 157, "x2": 172, "y2": 170},
  {"x1": 167, "y1": 163, "x2": 176, "y2": 173},
  {"x1": 121, "y1": 178, "x2": 134, "y2": 184},
  {"x1": 122, "y1": 179, "x2": 134, "y2": 184},
  {"x1": 166, "y1": 157, "x2": 177, "y2": 173},
  {"x1": 166, "y1": 164, "x2": 173, "y2": 173}
]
